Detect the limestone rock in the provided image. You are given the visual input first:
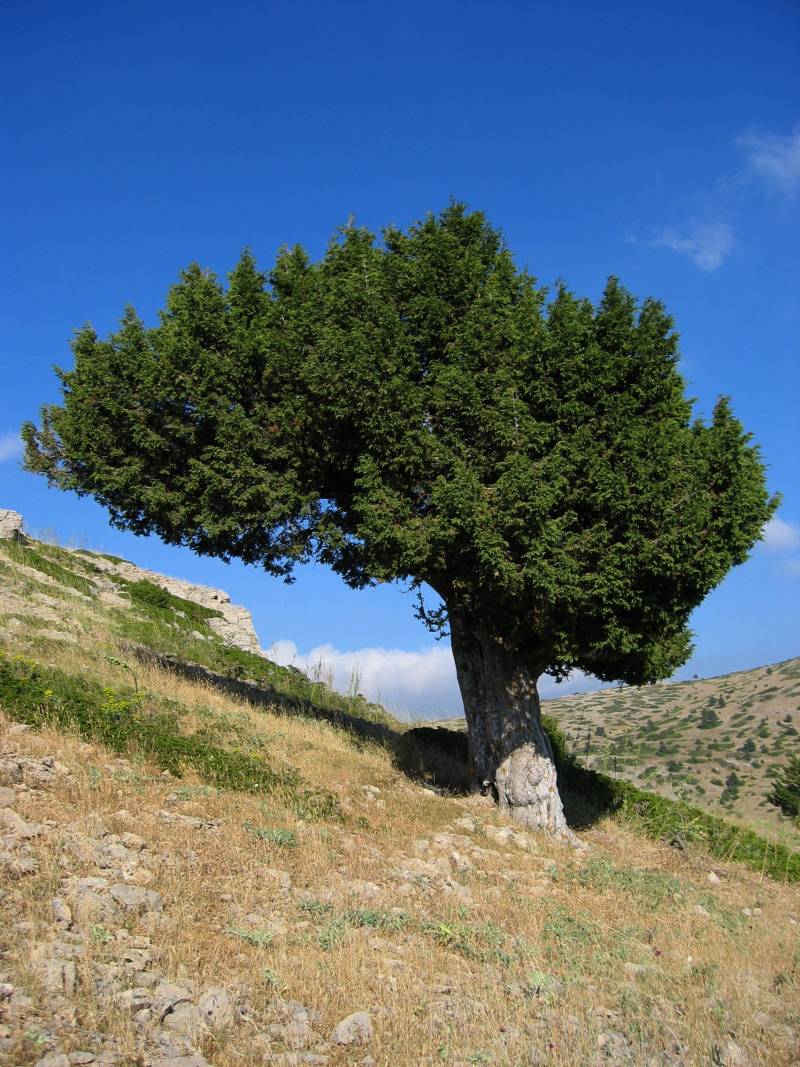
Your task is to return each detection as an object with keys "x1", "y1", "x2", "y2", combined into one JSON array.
[
  {"x1": 88, "y1": 551, "x2": 263, "y2": 655},
  {"x1": 108, "y1": 882, "x2": 163, "y2": 914},
  {"x1": 717, "y1": 1042, "x2": 751, "y2": 1067},
  {"x1": 52, "y1": 897, "x2": 73, "y2": 925},
  {"x1": 0, "y1": 806, "x2": 43, "y2": 839},
  {"x1": 330, "y1": 1011, "x2": 373, "y2": 1046},
  {"x1": 197, "y1": 986, "x2": 234, "y2": 1030},
  {"x1": 0, "y1": 509, "x2": 24, "y2": 540},
  {"x1": 161, "y1": 1000, "x2": 204, "y2": 1042},
  {"x1": 33, "y1": 1054, "x2": 70, "y2": 1067}
]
